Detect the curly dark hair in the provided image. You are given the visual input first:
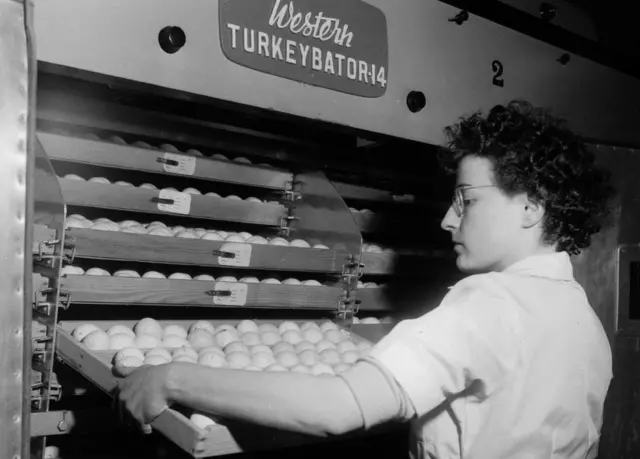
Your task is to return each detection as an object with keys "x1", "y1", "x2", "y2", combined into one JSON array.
[{"x1": 439, "y1": 100, "x2": 615, "y2": 255}]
